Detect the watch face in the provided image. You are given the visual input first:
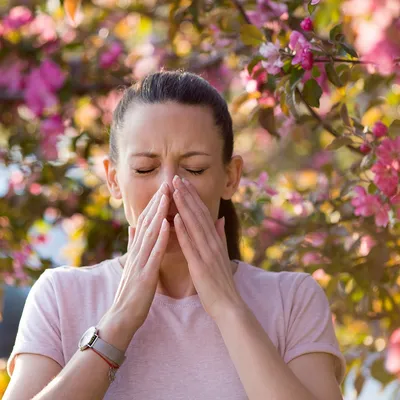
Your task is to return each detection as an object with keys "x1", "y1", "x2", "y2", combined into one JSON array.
[{"x1": 79, "y1": 326, "x2": 97, "y2": 350}]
